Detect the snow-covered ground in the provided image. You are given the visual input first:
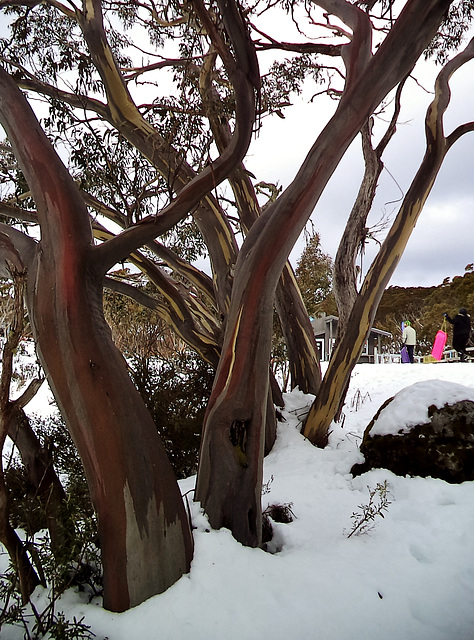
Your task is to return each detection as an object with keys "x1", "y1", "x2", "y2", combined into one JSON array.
[{"x1": 2, "y1": 362, "x2": 474, "y2": 640}]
